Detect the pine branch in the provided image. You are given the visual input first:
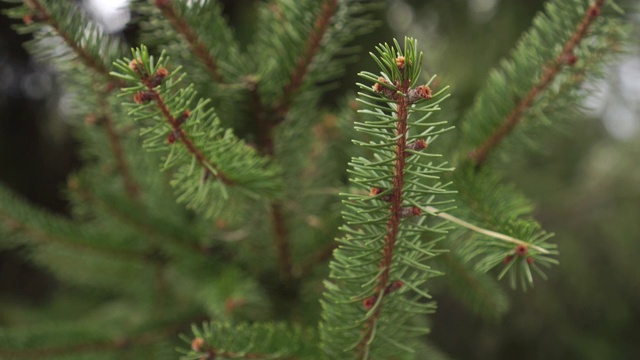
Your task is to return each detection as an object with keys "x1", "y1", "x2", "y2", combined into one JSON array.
[
  {"x1": 0, "y1": 207, "x2": 146, "y2": 263},
  {"x1": 271, "y1": 202, "x2": 294, "y2": 281},
  {"x1": 466, "y1": 0, "x2": 612, "y2": 165},
  {"x1": 0, "y1": 315, "x2": 203, "y2": 359},
  {"x1": 153, "y1": 0, "x2": 225, "y2": 83},
  {"x1": 321, "y1": 38, "x2": 454, "y2": 359},
  {"x1": 20, "y1": 0, "x2": 121, "y2": 86},
  {"x1": 181, "y1": 322, "x2": 317, "y2": 360},
  {"x1": 112, "y1": 47, "x2": 282, "y2": 218},
  {"x1": 274, "y1": 0, "x2": 338, "y2": 119},
  {"x1": 356, "y1": 57, "x2": 412, "y2": 358},
  {"x1": 97, "y1": 95, "x2": 141, "y2": 200},
  {"x1": 69, "y1": 178, "x2": 207, "y2": 257},
  {"x1": 129, "y1": 62, "x2": 233, "y2": 185}
]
